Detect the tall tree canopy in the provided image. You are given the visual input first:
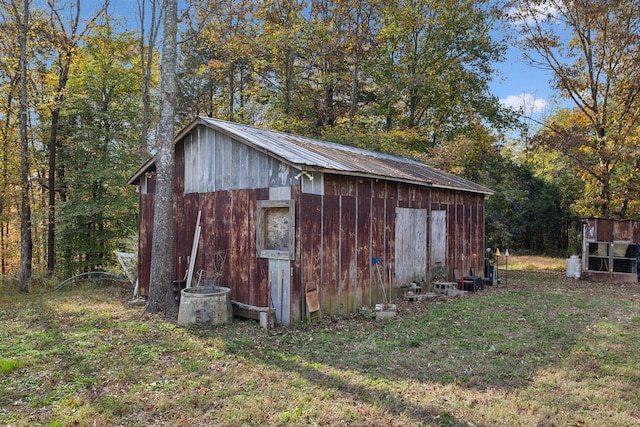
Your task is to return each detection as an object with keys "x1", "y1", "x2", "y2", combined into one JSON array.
[
  {"x1": 177, "y1": 0, "x2": 512, "y2": 143},
  {"x1": 507, "y1": 0, "x2": 640, "y2": 218},
  {"x1": 56, "y1": 17, "x2": 142, "y2": 273},
  {"x1": 0, "y1": 1, "x2": 145, "y2": 278}
]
